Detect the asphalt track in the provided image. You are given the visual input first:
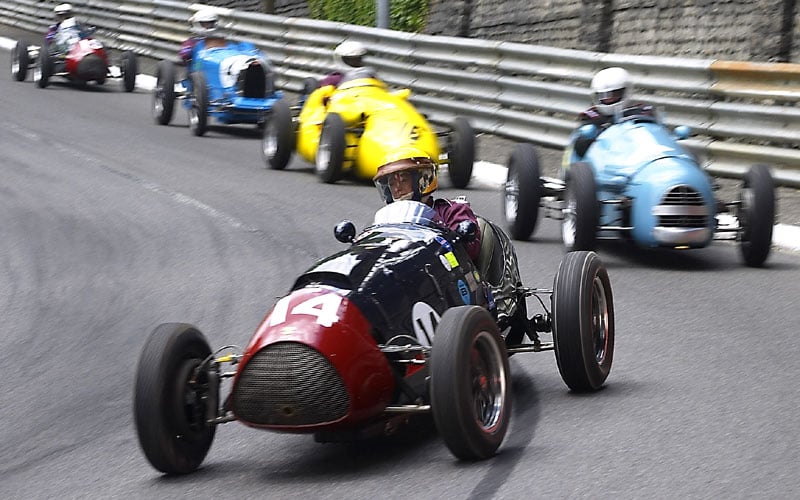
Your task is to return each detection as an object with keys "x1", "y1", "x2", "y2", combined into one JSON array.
[{"x1": 1, "y1": 33, "x2": 799, "y2": 499}]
